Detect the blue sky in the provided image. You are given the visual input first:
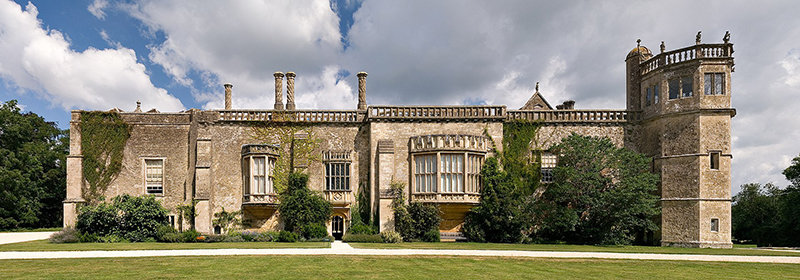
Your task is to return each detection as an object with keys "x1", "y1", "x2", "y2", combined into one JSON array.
[{"x1": 1, "y1": 0, "x2": 799, "y2": 191}]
